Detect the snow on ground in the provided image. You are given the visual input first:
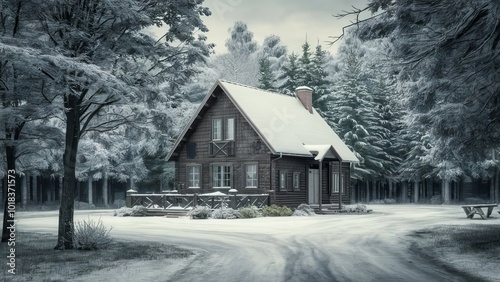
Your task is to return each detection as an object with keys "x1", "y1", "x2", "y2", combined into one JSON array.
[{"x1": 16, "y1": 205, "x2": 500, "y2": 282}]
